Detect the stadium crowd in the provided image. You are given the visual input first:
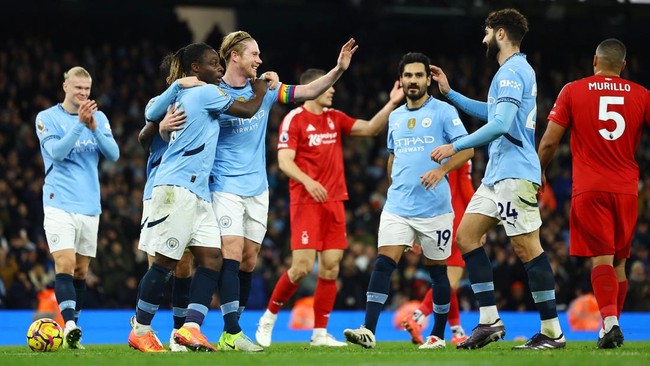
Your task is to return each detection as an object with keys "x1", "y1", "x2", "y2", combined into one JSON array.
[{"x1": 1, "y1": 15, "x2": 649, "y2": 316}]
